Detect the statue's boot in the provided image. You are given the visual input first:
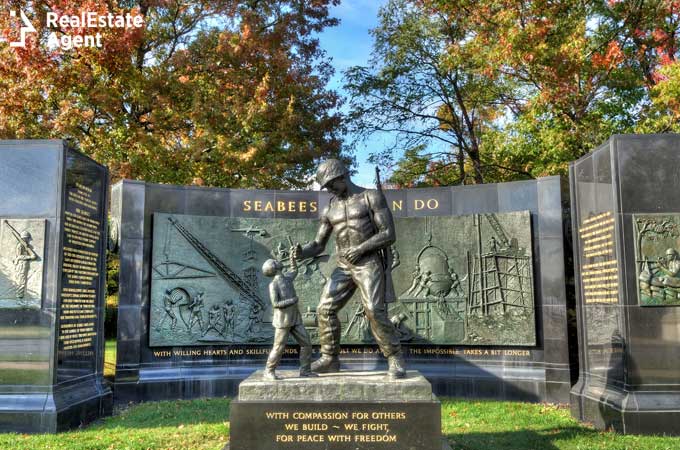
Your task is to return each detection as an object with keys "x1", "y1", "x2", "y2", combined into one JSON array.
[
  {"x1": 387, "y1": 352, "x2": 406, "y2": 379},
  {"x1": 311, "y1": 354, "x2": 340, "y2": 373},
  {"x1": 263, "y1": 368, "x2": 280, "y2": 381},
  {"x1": 299, "y1": 344, "x2": 317, "y2": 377}
]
